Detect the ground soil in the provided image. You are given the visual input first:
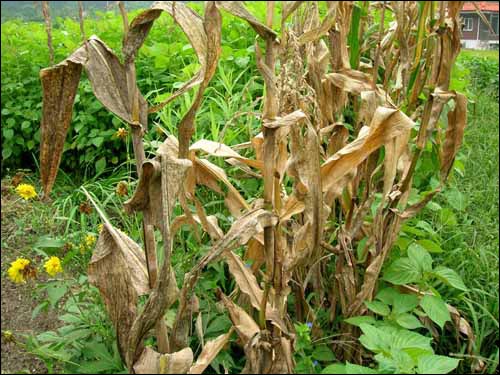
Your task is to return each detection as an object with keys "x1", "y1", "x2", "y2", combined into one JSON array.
[{"x1": 1, "y1": 180, "x2": 59, "y2": 374}]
